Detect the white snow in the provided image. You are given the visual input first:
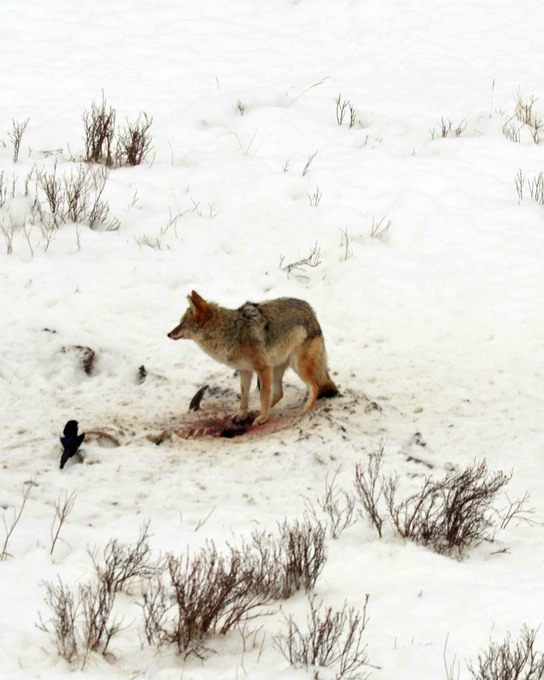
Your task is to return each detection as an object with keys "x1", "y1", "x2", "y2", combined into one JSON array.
[{"x1": 1, "y1": 0, "x2": 544, "y2": 678}]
